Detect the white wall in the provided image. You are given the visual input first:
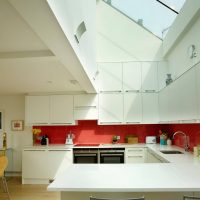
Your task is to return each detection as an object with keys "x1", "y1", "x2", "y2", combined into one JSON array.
[
  {"x1": 47, "y1": 0, "x2": 97, "y2": 84},
  {"x1": 96, "y1": 0, "x2": 162, "y2": 62},
  {"x1": 0, "y1": 95, "x2": 32, "y2": 172},
  {"x1": 166, "y1": 12, "x2": 200, "y2": 80}
]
